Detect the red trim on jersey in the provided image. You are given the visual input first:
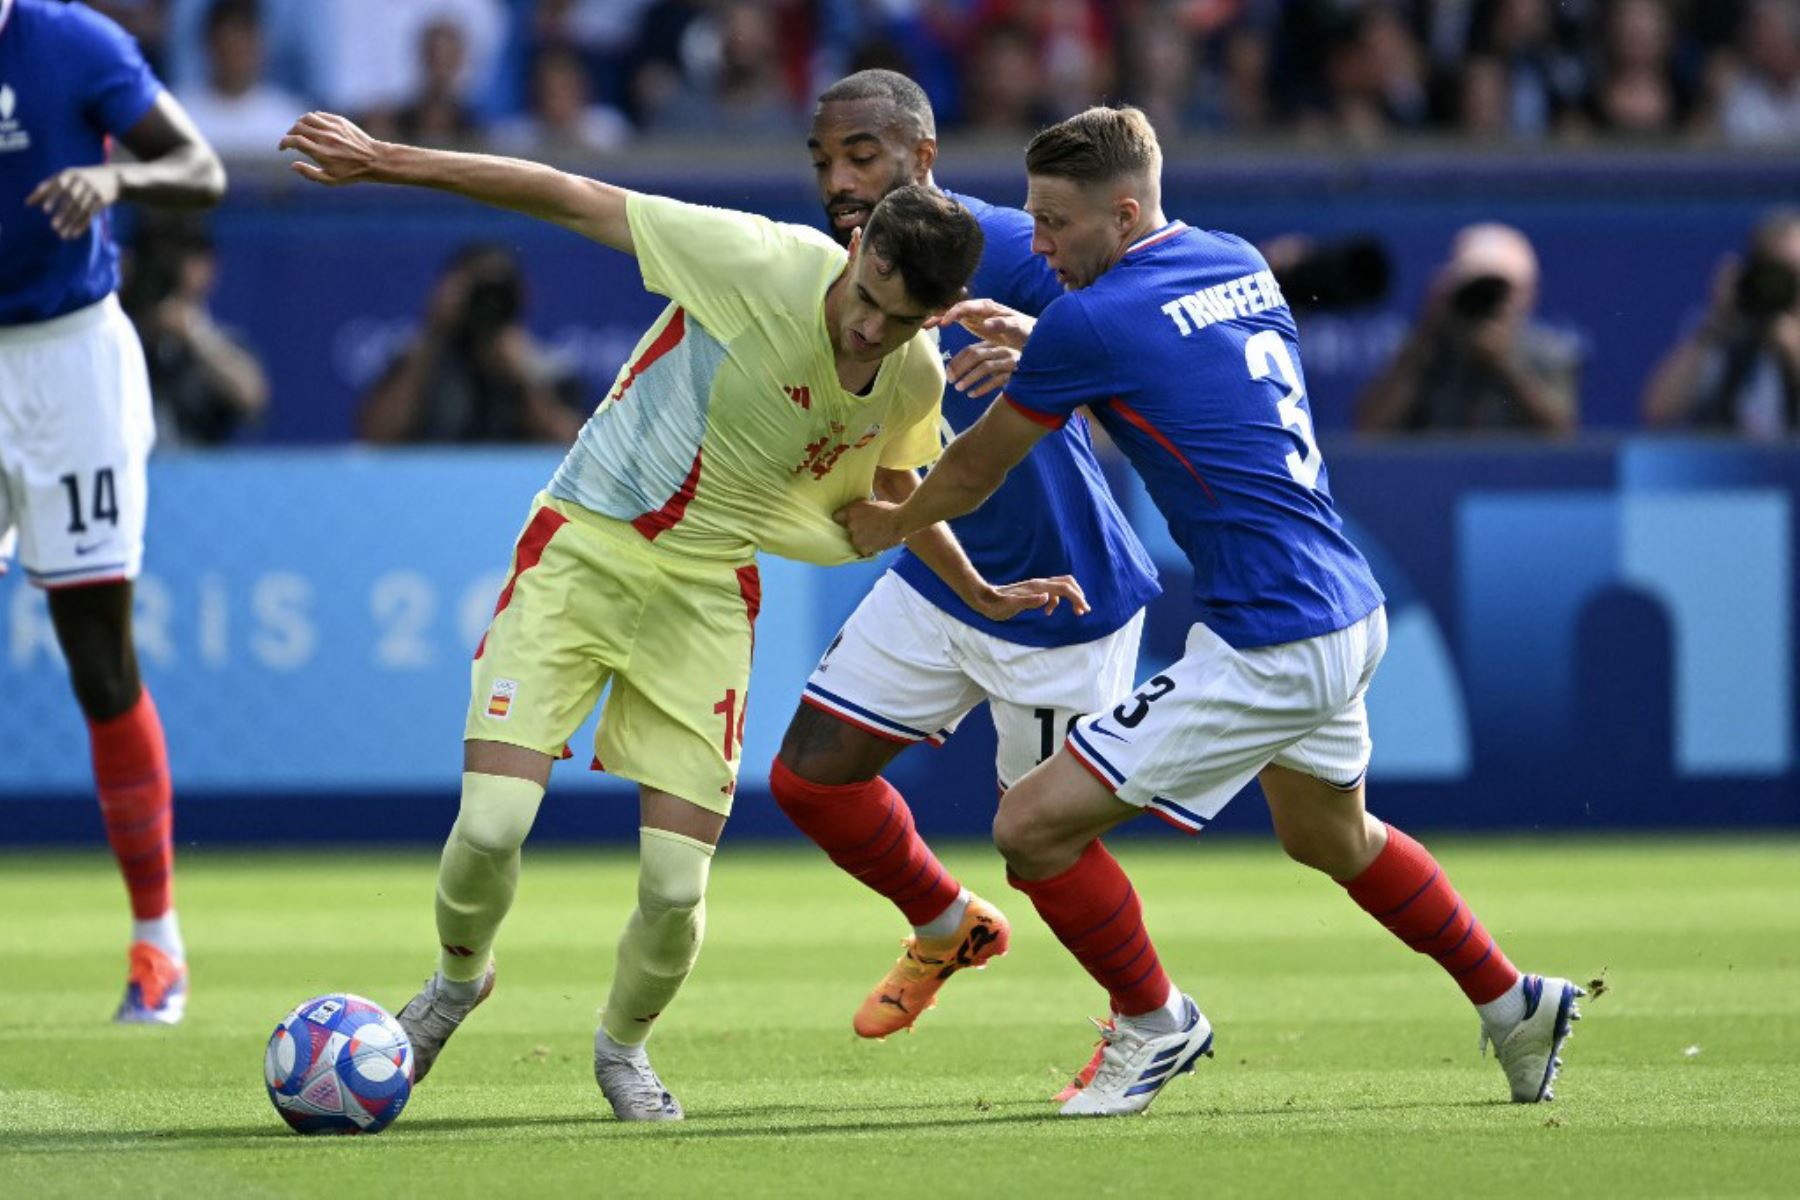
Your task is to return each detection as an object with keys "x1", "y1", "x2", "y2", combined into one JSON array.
[
  {"x1": 1124, "y1": 223, "x2": 1187, "y2": 256},
  {"x1": 610, "y1": 307, "x2": 686, "y2": 403},
  {"x1": 474, "y1": 507, "x2": 567, "y2": 659},
  {"x1": 631, "y1": 446, "x2": 703, "y2": 540},
  {"x1": 1107, "y1": 397, "x2": 1218, "y2": 505},
  {"x1": 1003, "y1": 393, "x2": 1067, "y2": 429},
  {"x1": 736, "y1": 563, "x2": 761, "y2": 654}
]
